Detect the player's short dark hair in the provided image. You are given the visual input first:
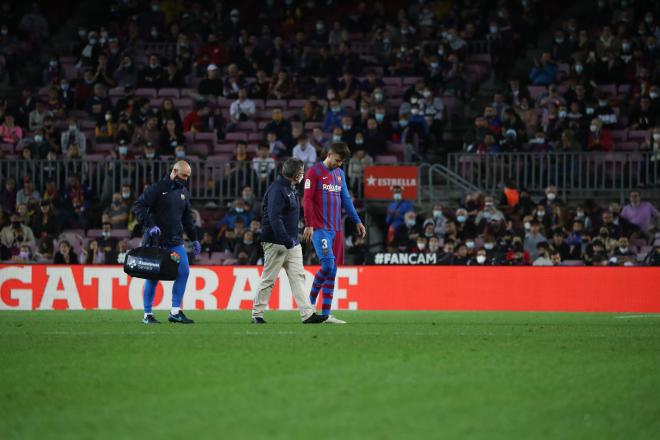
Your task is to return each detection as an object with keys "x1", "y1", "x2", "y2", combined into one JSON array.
[
  {"x1": 329, "y1": 142, "x2": 351, "y2": 160},
  {"x1": 282, "y1": 158, "x2": 304, "y2": 179}
]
